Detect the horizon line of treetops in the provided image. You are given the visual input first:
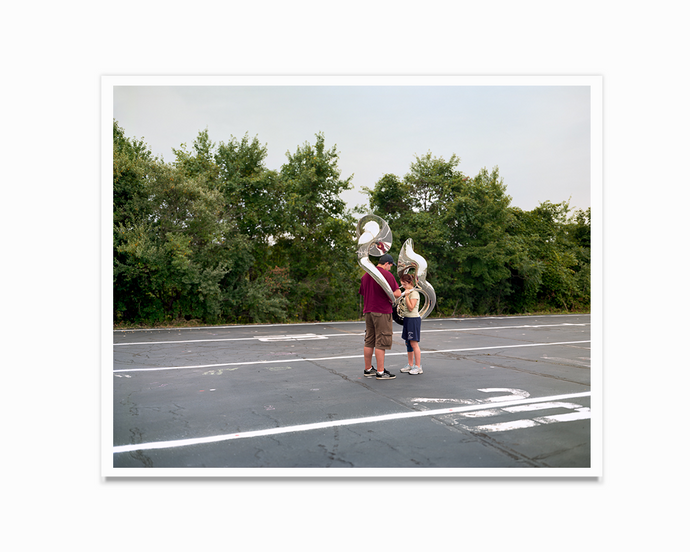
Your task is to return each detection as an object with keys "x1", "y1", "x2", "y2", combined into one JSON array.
[{"x1": 113, "y1": 121, "x2": 591, "y2": 326}]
